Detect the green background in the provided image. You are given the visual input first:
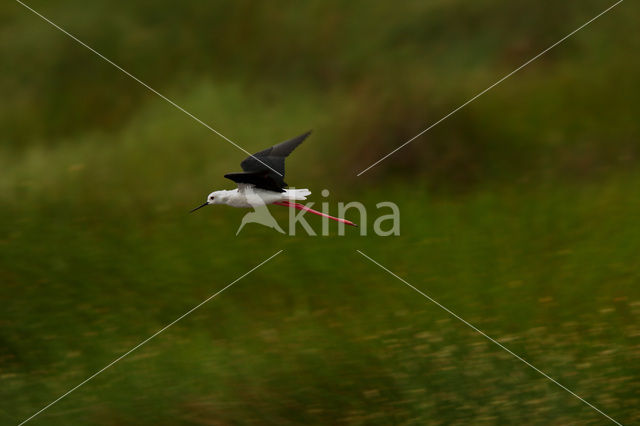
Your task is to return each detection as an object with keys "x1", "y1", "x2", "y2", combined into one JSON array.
[{"x1": 1, "y1": 0, "x2": 639, "y2": 424}]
